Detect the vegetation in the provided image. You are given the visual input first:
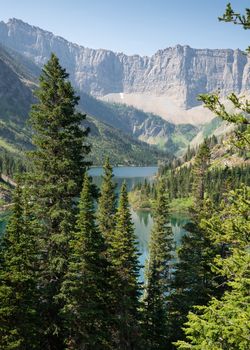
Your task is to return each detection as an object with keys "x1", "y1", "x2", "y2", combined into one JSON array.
[
  {"x1": 60, "y1": 174, "x2": 110, "y2": 349},
  {"x1": 0, "y1": 3, "x2": 249, "y2": 349},
  {"x1": 175, "y1": 186, "x2": 250, "y2": 350},
  {"x1": 87, "y1": 115, "x2": 168, "y2": 166},
  {"x1": 109, "y1": 182, "x2": 142, "y2": 349},
  {"x1": 143, "y1": 181, "x2": 173, "y2": 350},
  {"x1": 174, "y1": 3, "x2": 250, "y2": 349}
]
